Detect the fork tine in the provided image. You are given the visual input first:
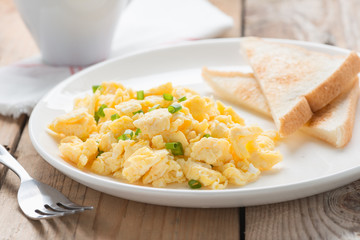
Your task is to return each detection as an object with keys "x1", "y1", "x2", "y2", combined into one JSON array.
[
  {"x1": 35, "y1": 208, "x2": 65, "y2": 216},
  {"x1": 58, "y1": 202, "x2": 93, "y2": 210},
  {"x1": 38, "y1": 207, "x2": 79, "y2": 217},
  {"x1": 45, "y1": 204, "x2": 80, "y2": 213}
]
